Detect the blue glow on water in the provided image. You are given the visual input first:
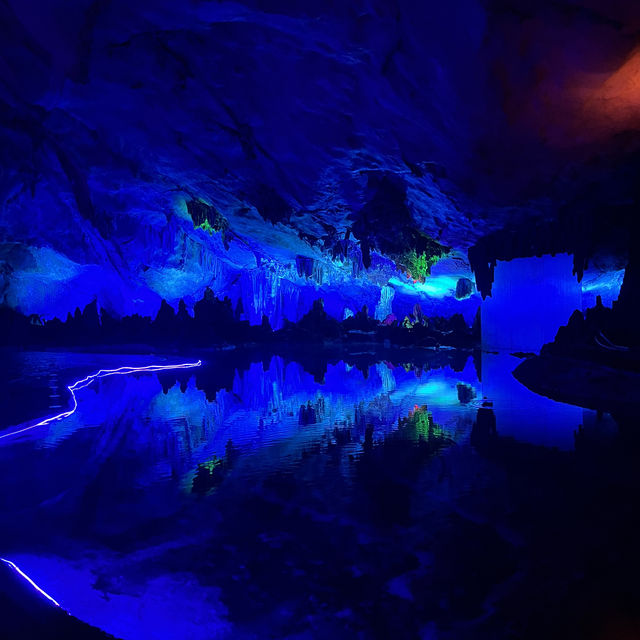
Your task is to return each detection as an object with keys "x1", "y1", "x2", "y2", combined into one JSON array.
[
  {"x1": 0, "y1": 350, "x2": 601, "y2": 639},
  {"x1": 481, "y1": 353, "x2": 583, "y2": 450}
]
